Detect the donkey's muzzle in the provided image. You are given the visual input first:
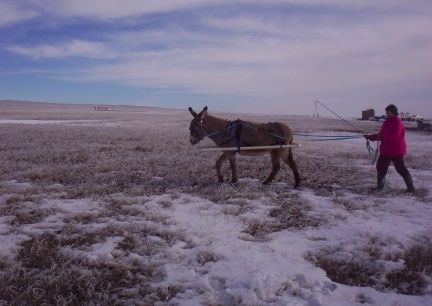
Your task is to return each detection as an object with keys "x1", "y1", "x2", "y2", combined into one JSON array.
[{"x1": 190, "y1": 135, "x2": 200, "y2": 145}]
